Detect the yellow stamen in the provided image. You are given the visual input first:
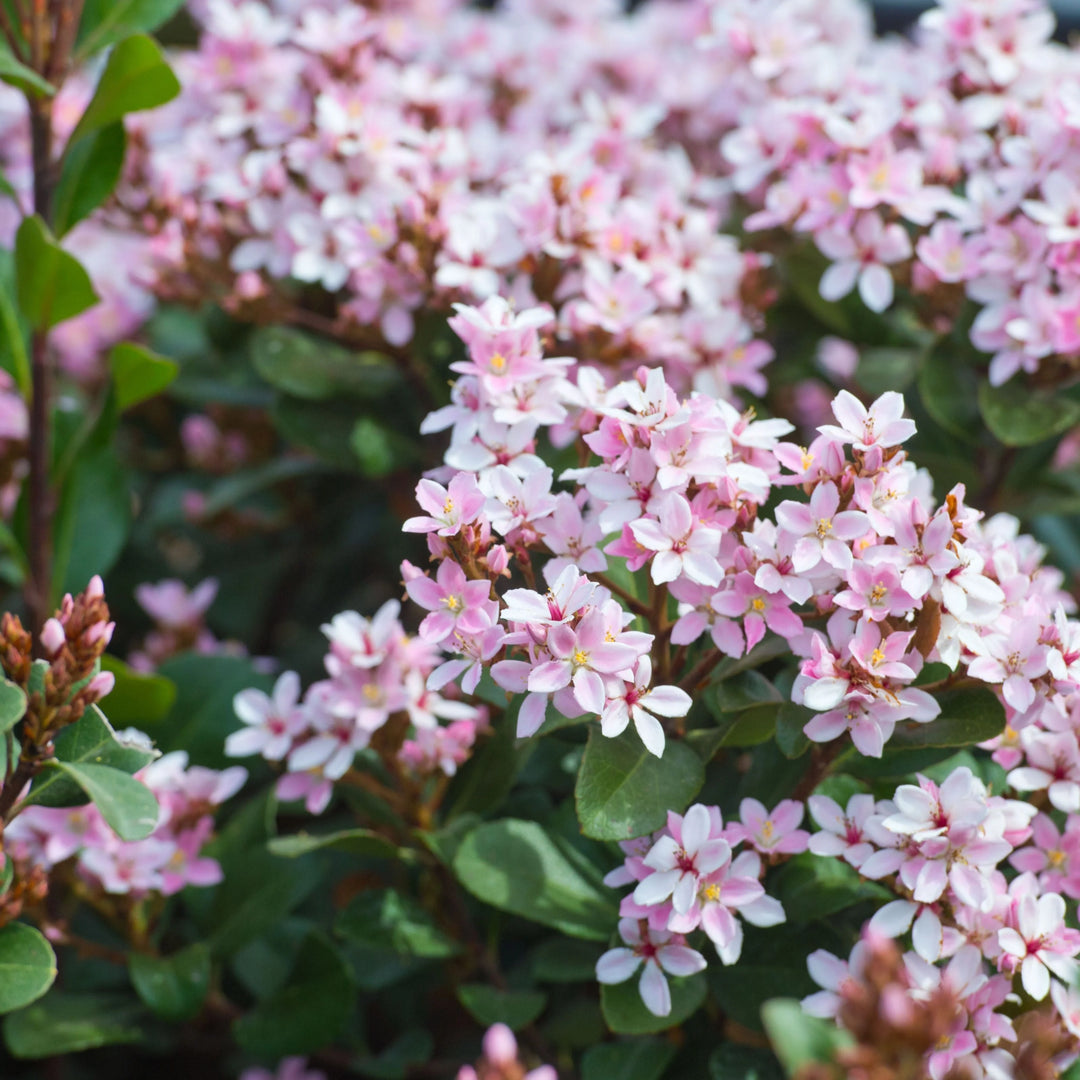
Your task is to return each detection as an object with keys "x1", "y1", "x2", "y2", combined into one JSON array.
[
  {"x1": 573, "y1": 649, "x2": 589, "y2": 666},
  {"x1": 751, "y1": 598, "x2": 766, "y2": 612},
  {"x1": 489, "y1": 353, "x2": 507, "y2": 373},
  {"x1": 762, "y1": 821, "x2": 775, "y2": 840},
  {"x1": 870, "y1": 584, "x2": 887, "y2": 603},
  {"x1": 703, "y1": 883, "x2": 722, "y2": 903},
  {"x1": 870, "y1": 648, "x2": 886, "y2": 667},
  {"x1": 443, "y1": 595, "x2": 461, "y2": 612},
  {"x1": 816, "y1": 518, "x2": 833, "y2": 538}
]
